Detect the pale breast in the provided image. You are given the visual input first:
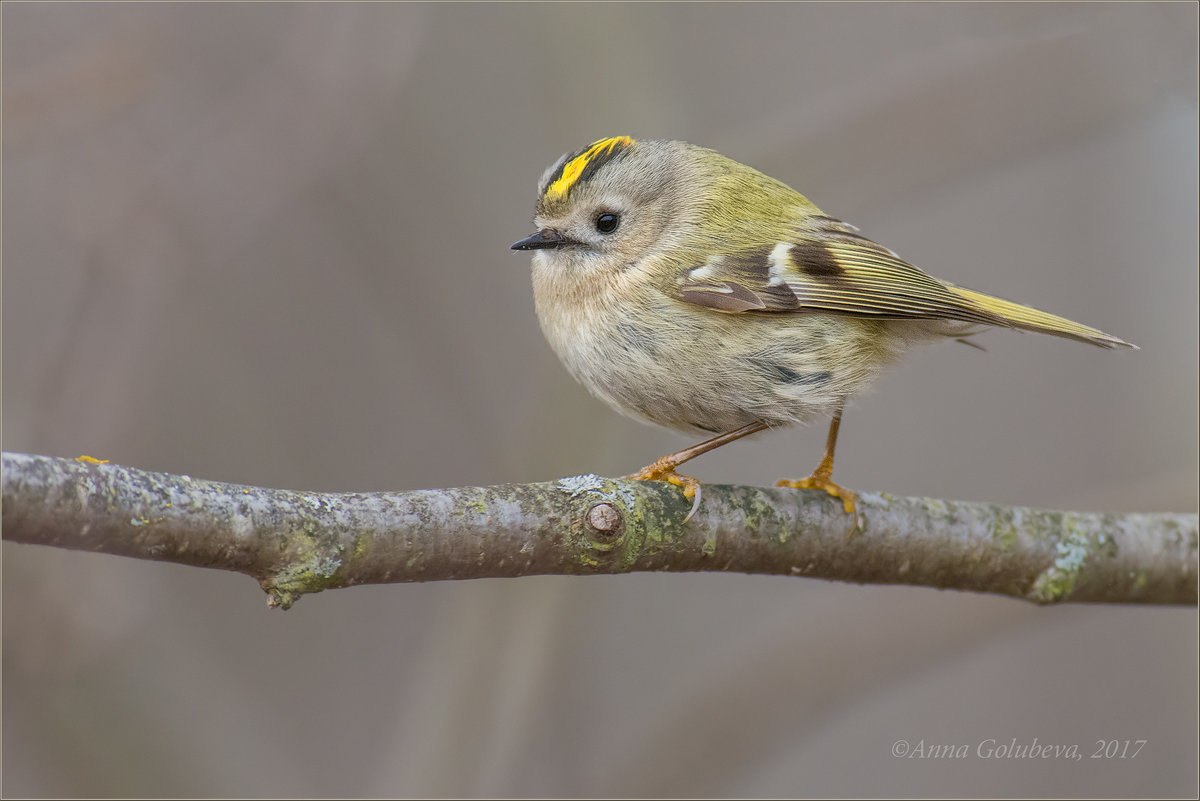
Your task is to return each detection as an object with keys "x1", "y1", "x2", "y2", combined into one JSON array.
[{"x1": 533, "y1": 269, "x2": 900, "y2": 435}]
